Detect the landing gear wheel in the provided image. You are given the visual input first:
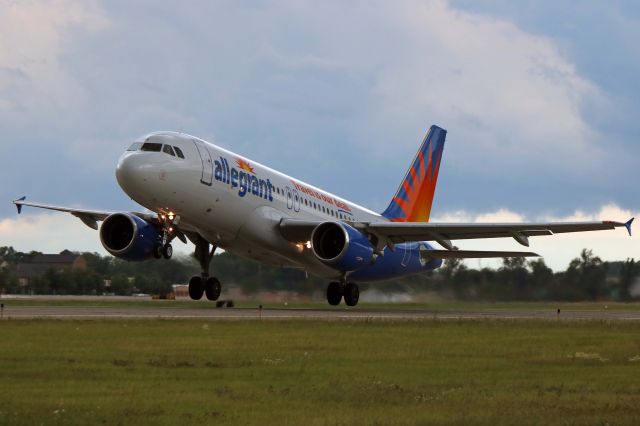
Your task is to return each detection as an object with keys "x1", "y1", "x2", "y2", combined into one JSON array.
[
  {"x1": 327, "y1": 281, "x2": 343, "y2": 306},
  {"x1": 188, "y1": 276, "x2": 204, "y2": 300},
  {"x1": 205, "y1": 277, "x2": 221, "y2": 301},
  {"x1": 162, "y1": 244, "x2": 173, "y2": 259},
  {"x1": 153, "y1": 244, "x2": 163, "y2": 259},
  {"x1": 344, "y1": 282, "x2": 359, "y2": 307},
  {"x1": 192, "y1": 235, "x2": 218, "y2": 302}
]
